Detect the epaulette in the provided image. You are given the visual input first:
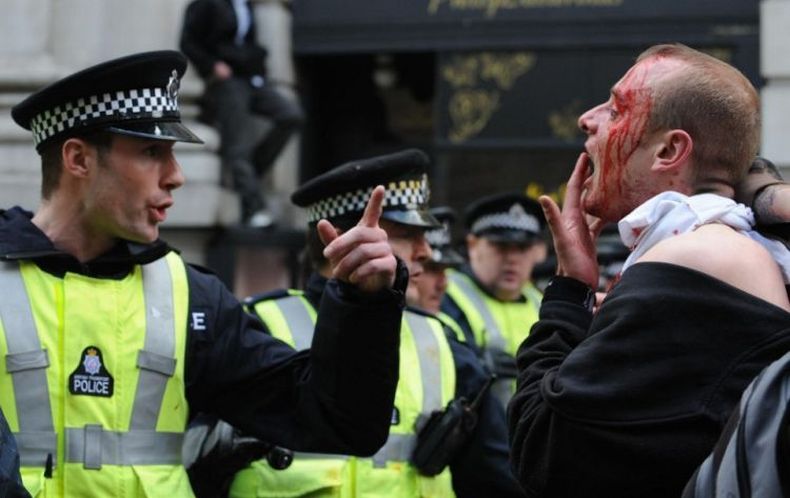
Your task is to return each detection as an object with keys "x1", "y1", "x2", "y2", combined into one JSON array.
[
  {"x1": 243, "y1": 288, "x2": 303, "y2": 307},
  {"x1": 186, "y1": 263, "x2": 219, "y2": 276}
]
